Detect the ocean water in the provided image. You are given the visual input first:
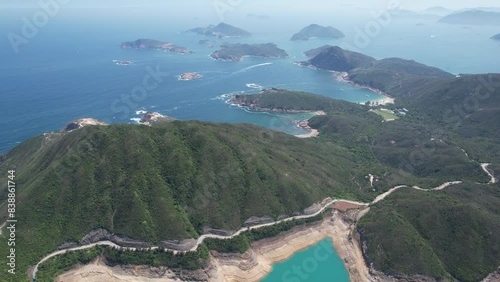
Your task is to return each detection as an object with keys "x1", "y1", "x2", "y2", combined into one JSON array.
[
  {"x1": 1, "y1": 11, "x2": 499, "y2": 153},
  {"x1": 261, "y1": 238, "x2": 350, "y2": 282}
]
